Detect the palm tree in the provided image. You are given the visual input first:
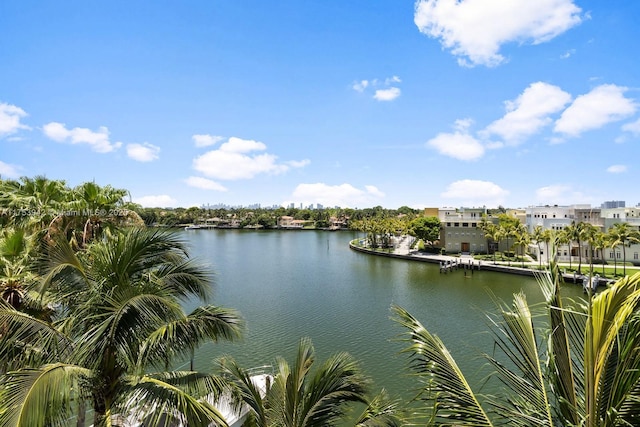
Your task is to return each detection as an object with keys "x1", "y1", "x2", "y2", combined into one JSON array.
[
  {"x1": 608, "y1": 222, "x2": 640, "y2": 276},
  {"x1": 532, "y1": 226, "x2": 544, "y2": 269},
  {"x1": 481, "y1": 224, "x2": 503, "y2": 265},
  {"x1": 558, "y1": 226, "x2": 572, "y2": 271},
  {"x1": 581, "y1": 223, "x2": 600, "y2": 276},
  {"x1": 393, "y1": 233, "x2": 640, "y2": 427},
  {"x1": 220, "y1": 337, "x2": 401, "y2": 427},
  {"x1": 0, "y1": 228, "x2": 244, "y2": 427},
  {"x1": 591, "y1": 229, "x2": 608, "y2": 276},
  {"x1": 0, "y1": 228, "x2": 34, "y2": 310},
  {"x1": 541, "y1": 228, "x2": 554, "y2": 268},
  {"x1": 48, "y1": 181, "x2": 144, "y2": 247},
  {"x1": 563, "y1": 221, "x2": 586, "y2": 273},
  {"x1": 514, "y1": 224, "x2": 530, "y2": 268},
  {"x1": 0, "y1": 176, "x2": 69, "y2": 232}
]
